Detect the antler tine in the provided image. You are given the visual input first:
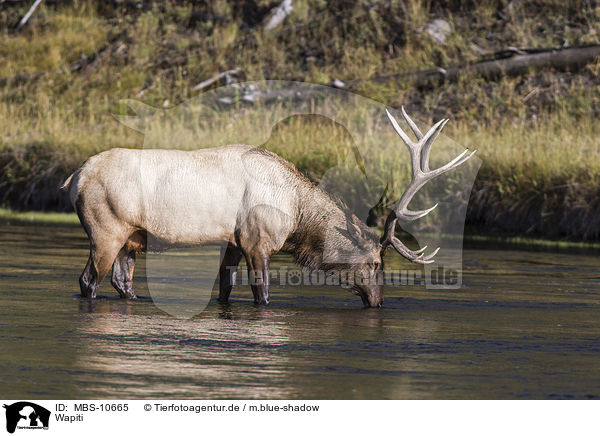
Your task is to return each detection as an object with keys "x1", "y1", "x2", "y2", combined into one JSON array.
[
  {"x1": 421, "y1": 247, "x2": 440, "y2": 261},
  {"x1": 413, "y1": 245, "x2": 429, "y2": 255},
  {"x1": 385, "y1": 109, "x2": 415, "y2": 149},
  {"x1": 429, "y1": 149, "x2": 477, "y2": 178},
  {"x1": 384, "y1": 233, "x2": 437, "y2": 264},
  {"x1": 420, "y1": 118, "x2": 449, "y2": 172},
  {"x1": 412, "y1": 252, "x2": 436, "y2": 264},
  {"x1": 389, "y1": 236, "x2": 432, "y2": 261},
  {"x1": 401, "y1": 106, "x2": 423, "y2": 140},
  {"x1": 398, "y1": 203, "x2": 438, "y2": 221}
]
